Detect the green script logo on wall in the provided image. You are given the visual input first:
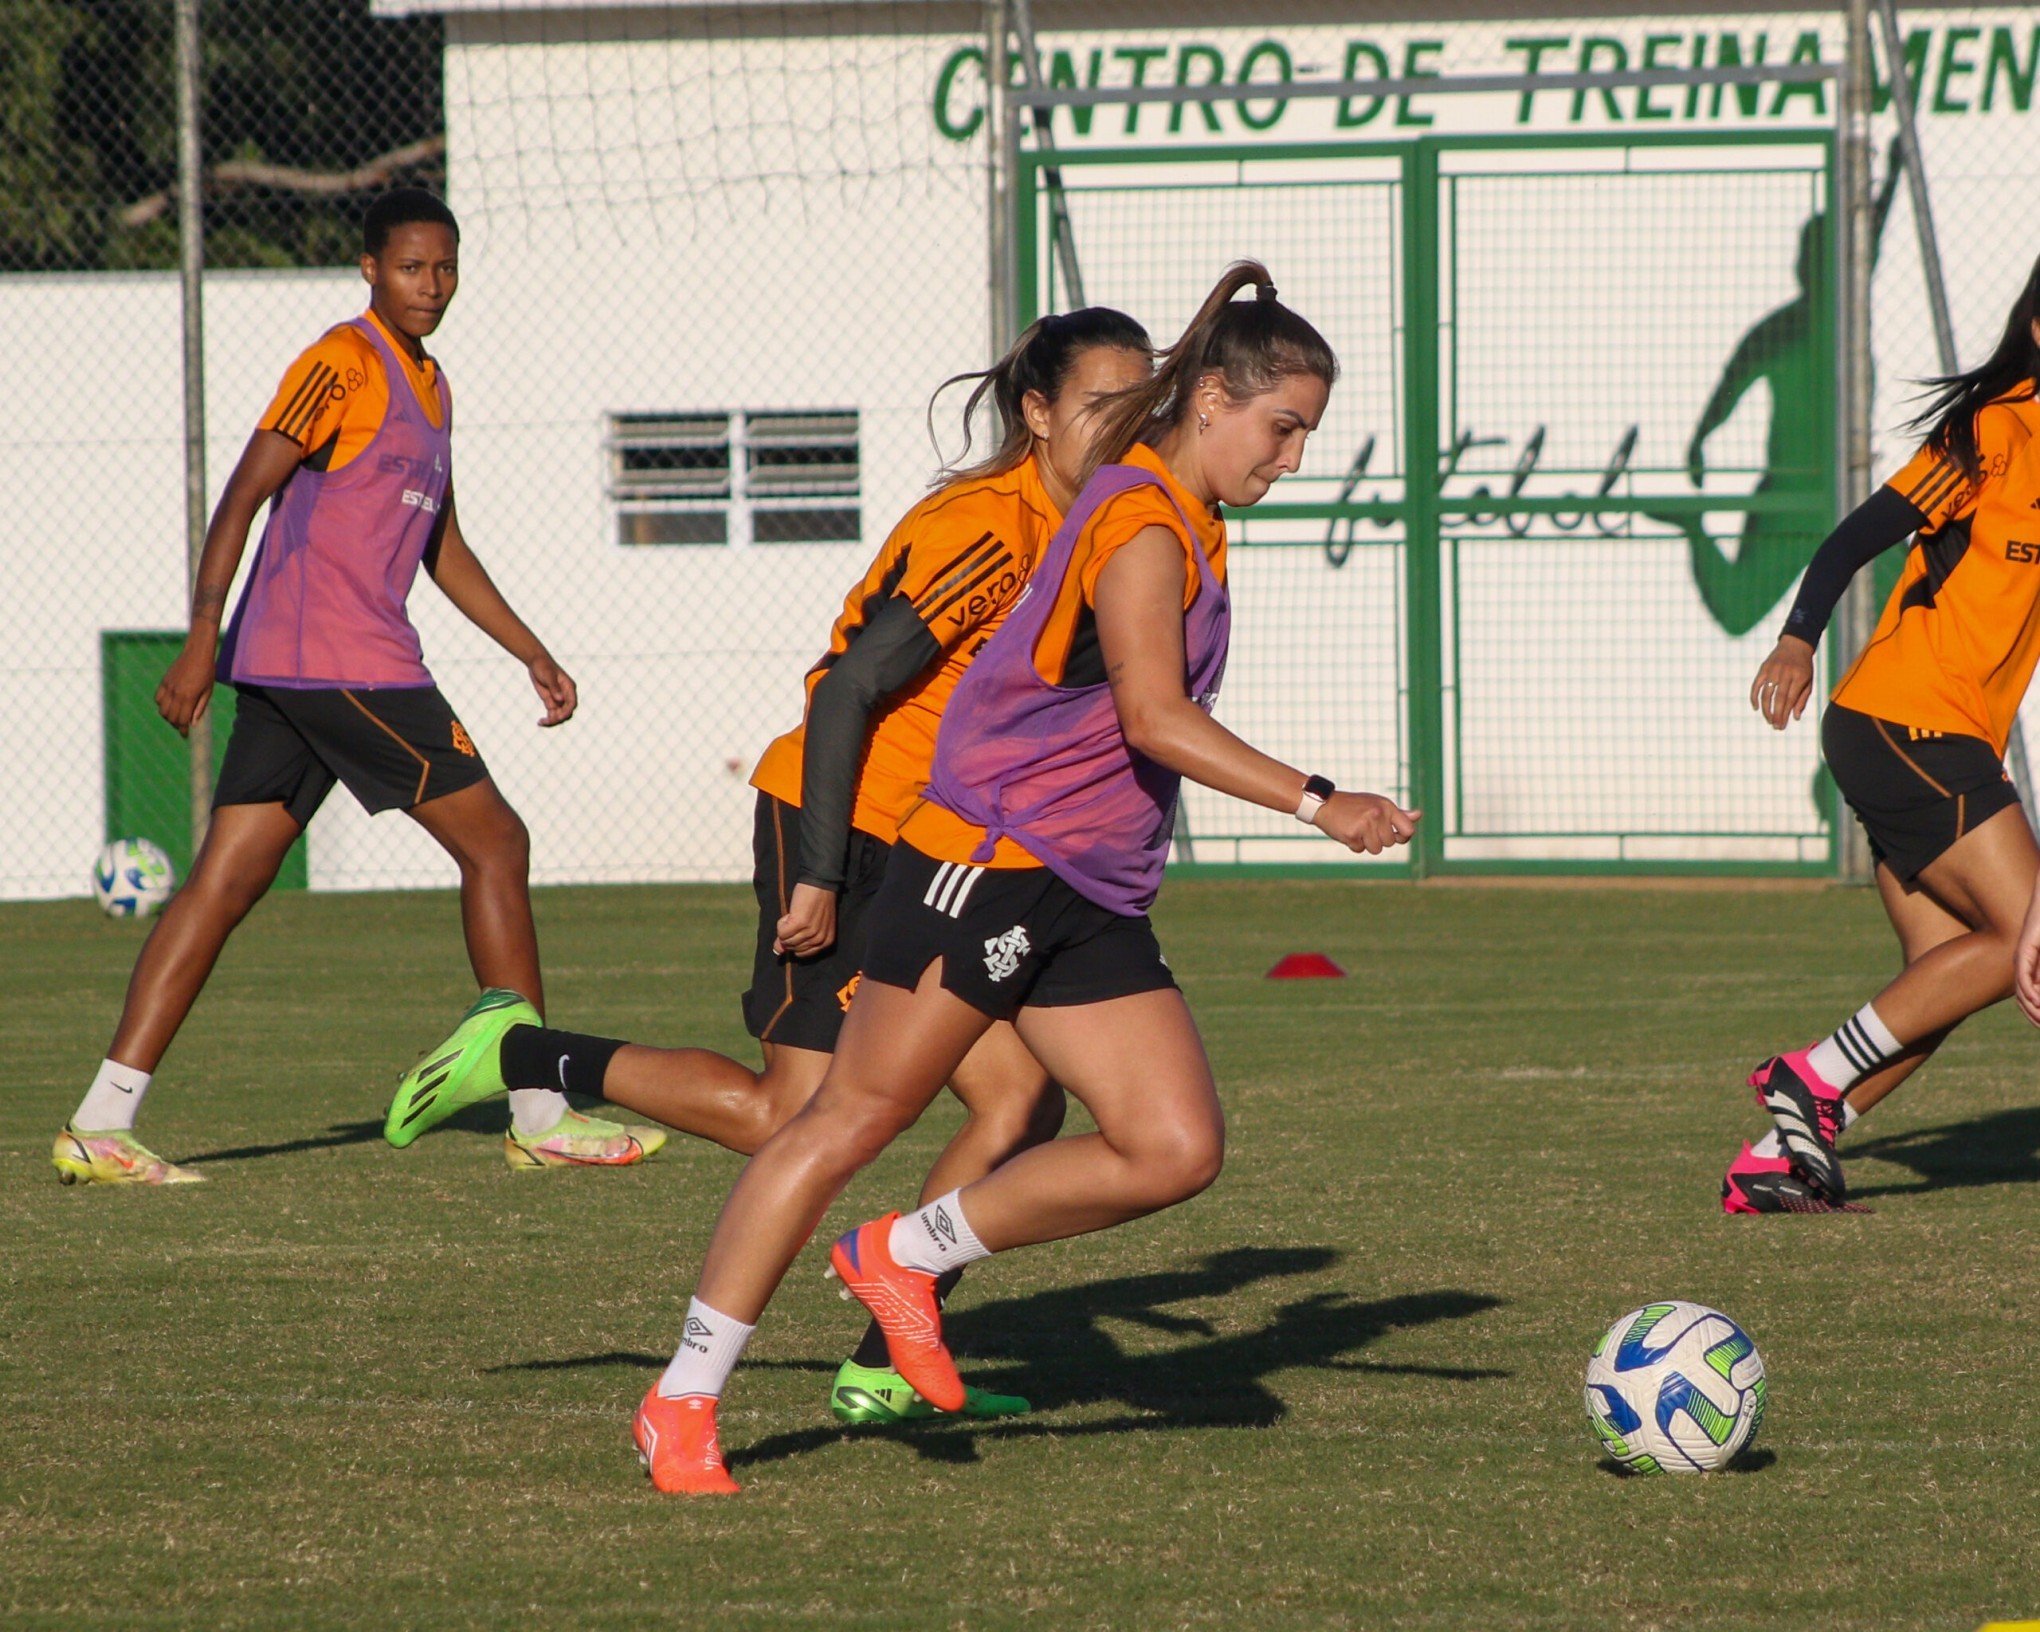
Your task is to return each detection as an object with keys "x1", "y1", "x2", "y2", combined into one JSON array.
[{"x1": 933, "y1": 24, "x2": 2040, "y2": 140}]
